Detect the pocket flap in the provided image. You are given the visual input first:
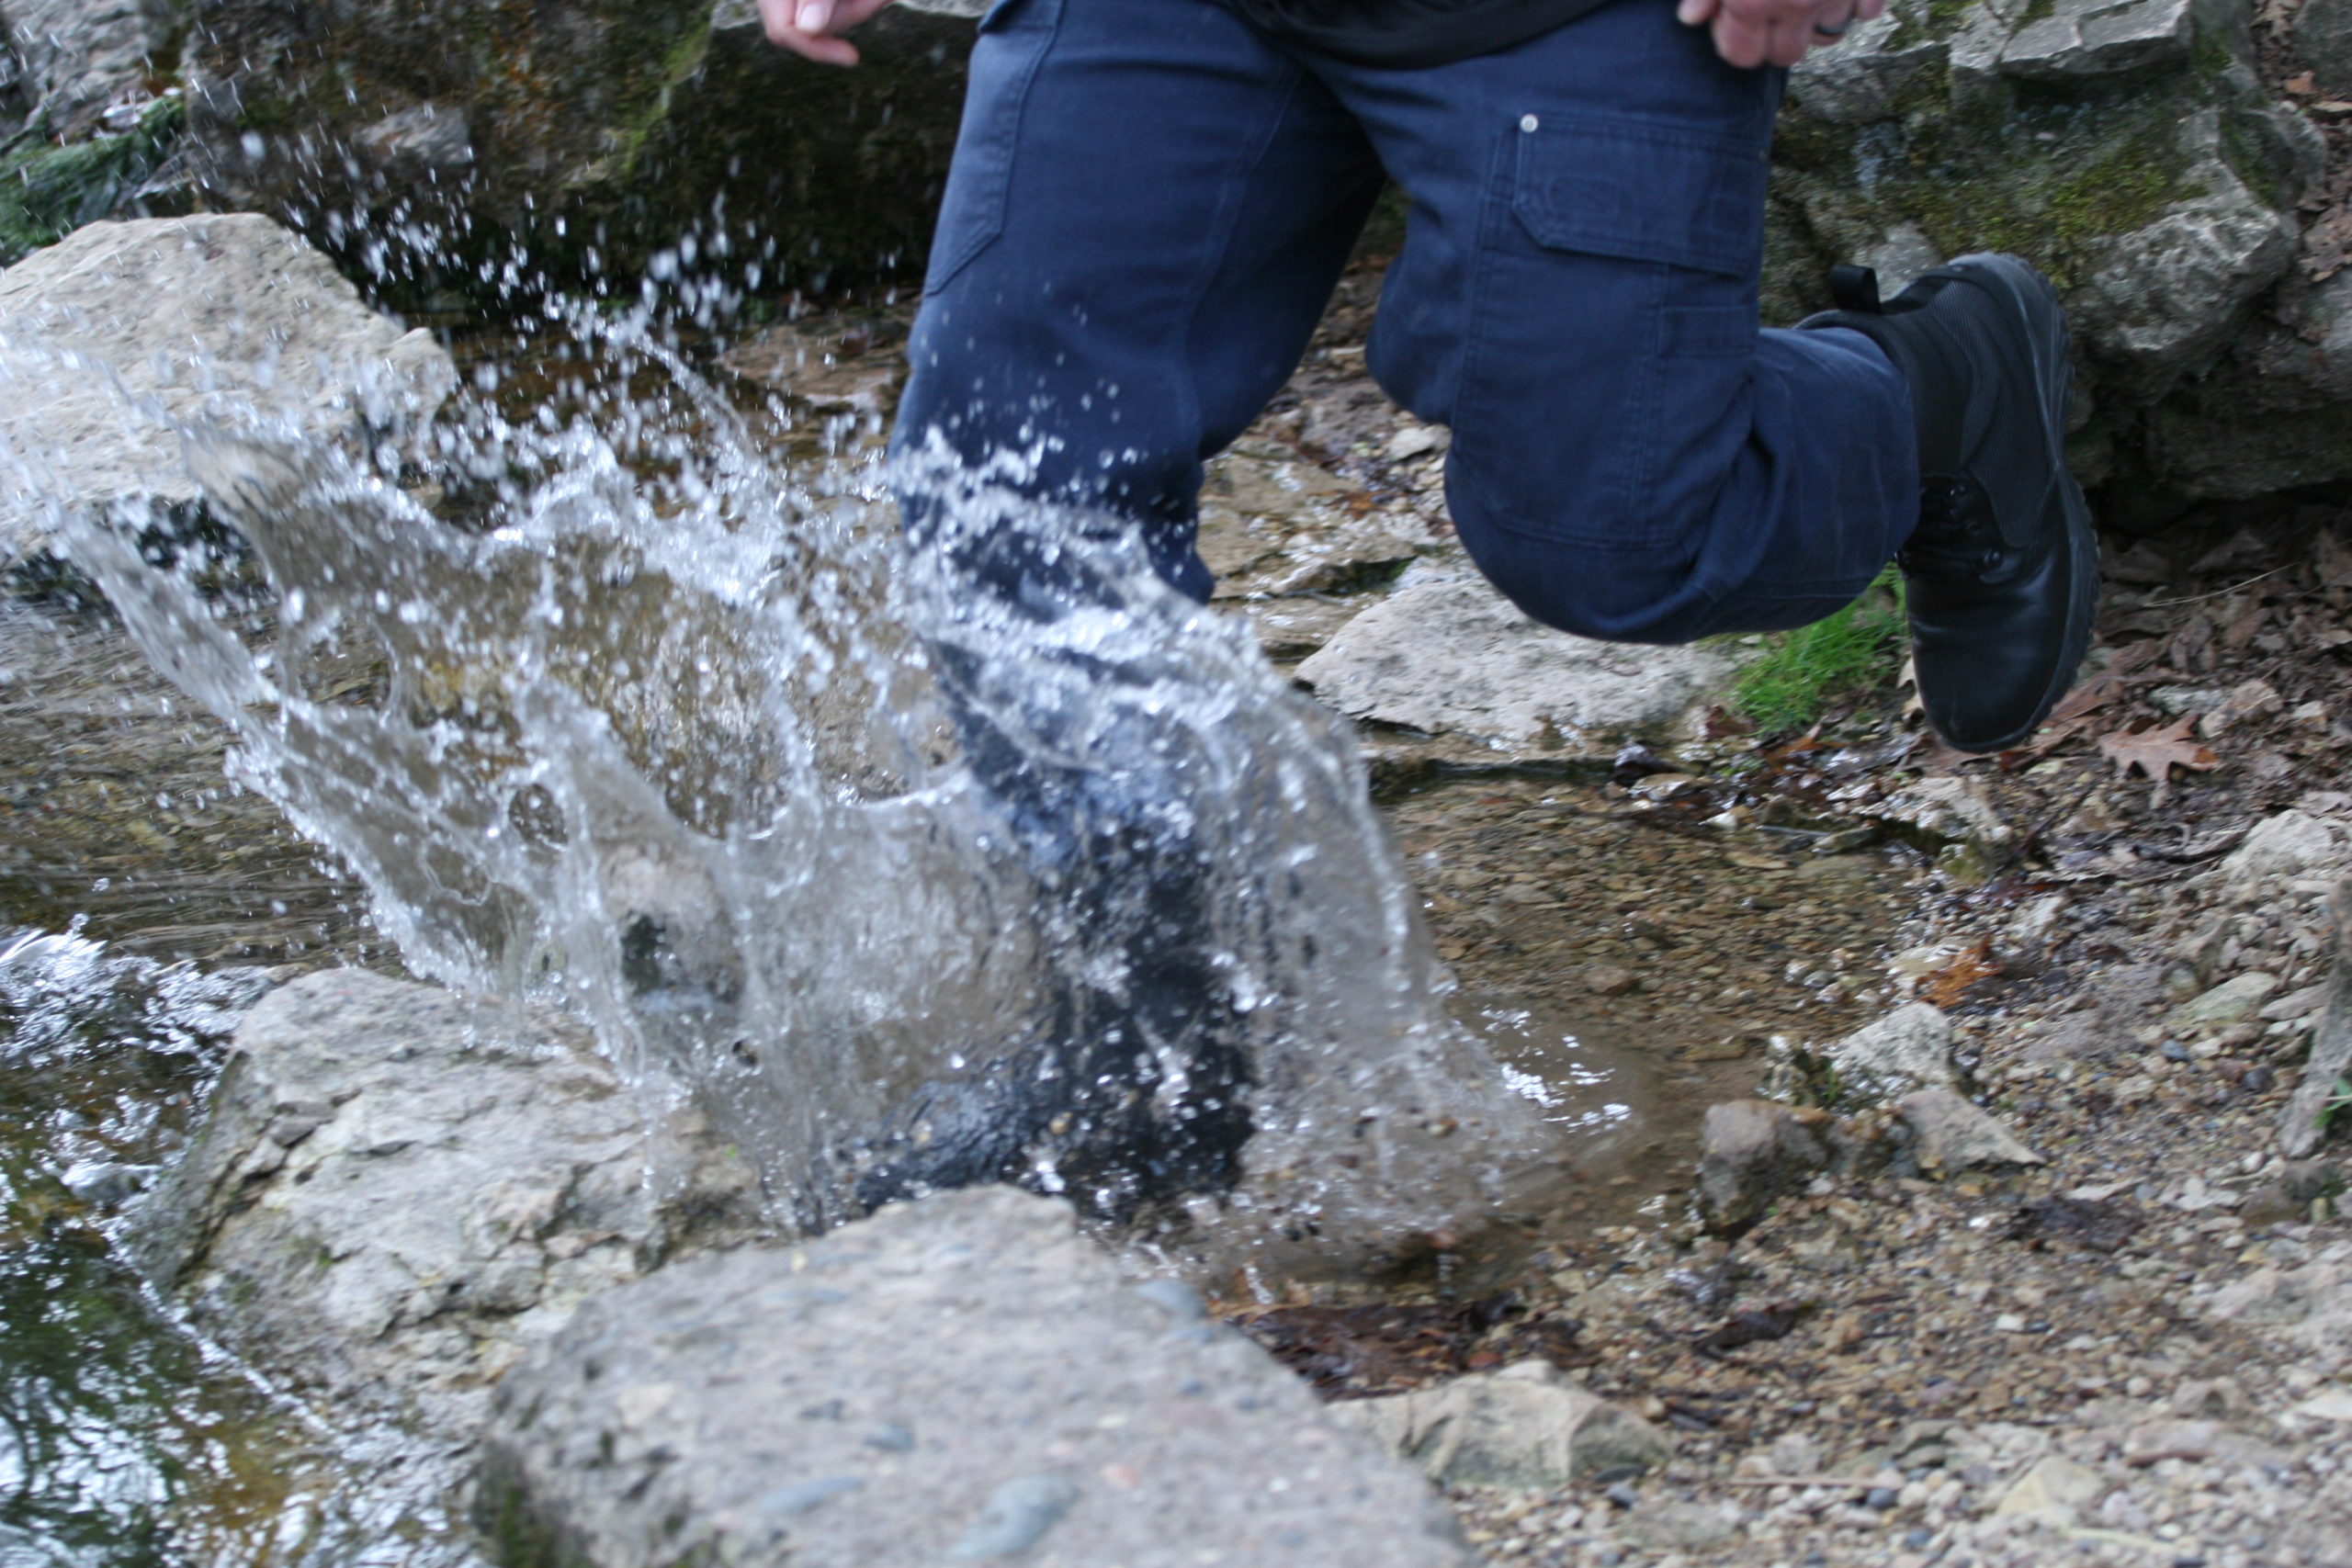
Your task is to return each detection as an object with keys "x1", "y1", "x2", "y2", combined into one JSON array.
[{"x1": 1512, "y1": 116, "x2": 1769, "y2": 278}]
